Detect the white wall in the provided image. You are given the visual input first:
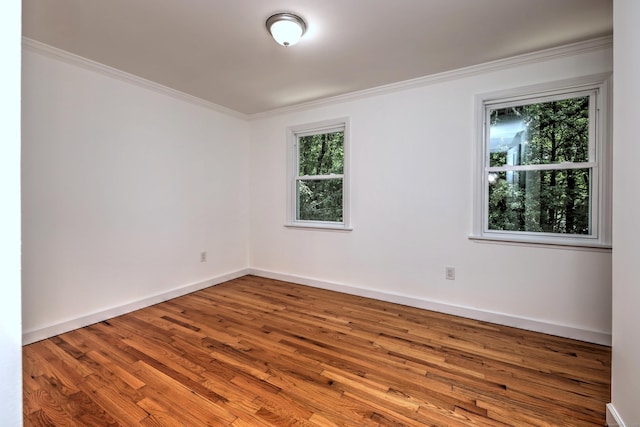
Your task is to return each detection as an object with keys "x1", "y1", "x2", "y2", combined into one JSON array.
[
  {"x1": 249, "y1": 45, "x2": 613, "y2": 344},
  {"x1": 611, "y1": 1, "x2": 640, "y2": 425},
  {"x1": 0, "y1": 1, "x2": 23, "y2": 425},
  {"x1": 22, "y1": 46, "x2": 250, "y2": 342},
  {"x1": 22, "y1": 37, "x2": 615, "y2": 349}
]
